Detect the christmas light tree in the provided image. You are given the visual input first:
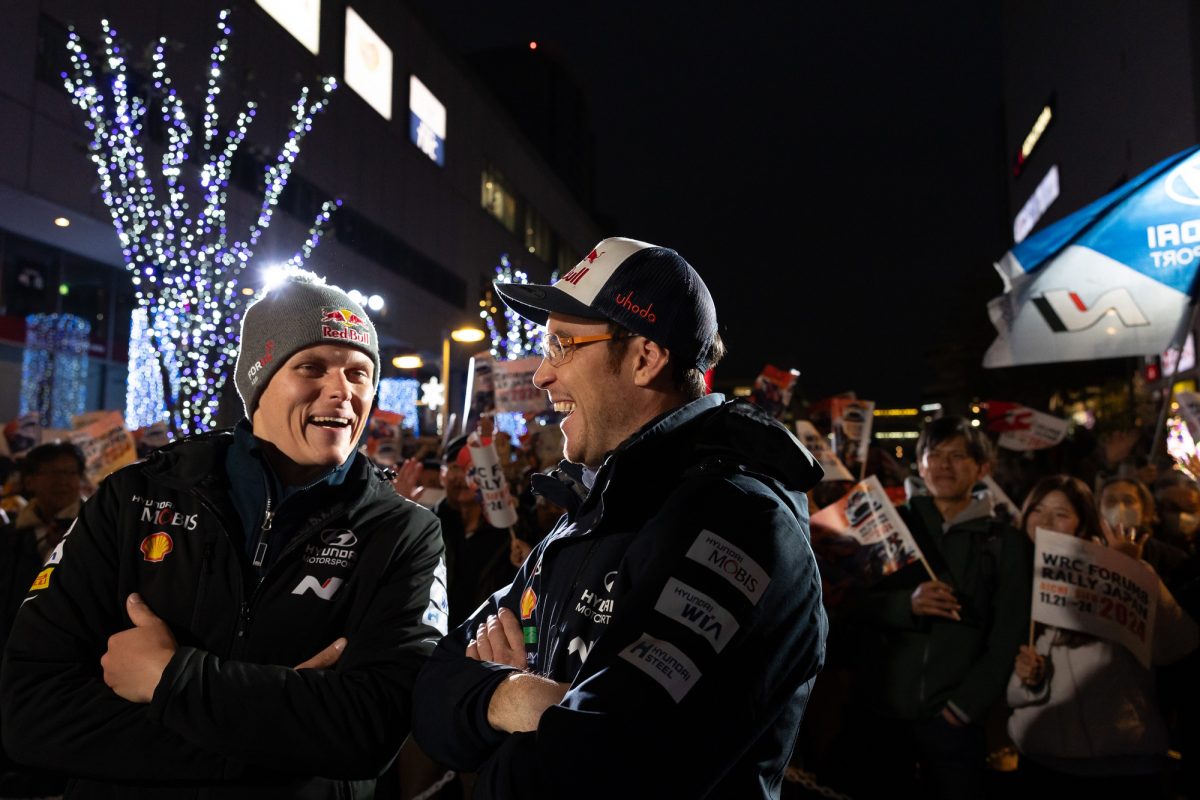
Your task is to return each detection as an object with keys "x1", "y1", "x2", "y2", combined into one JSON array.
[
  {"x1": 63, "y1": 9, "x2": 338, "y2": 435},
  {"x1": 481, "y1": 254, "x2": 543, "y2": 361},
  {"x1": 479, "y1": 254, "x2": 555, "y2": 439}
]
